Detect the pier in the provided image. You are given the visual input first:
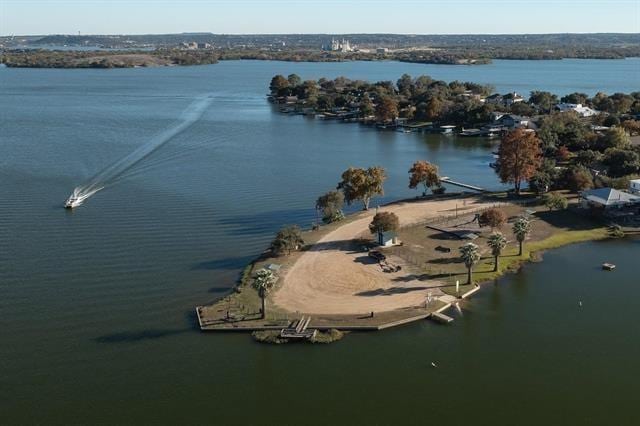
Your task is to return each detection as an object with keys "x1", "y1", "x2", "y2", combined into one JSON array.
[
  {"x1": 440, "y1": 177, "x2": 486, "y2": 192},
  {"x1": 430, "y1": 312, "x2": 454, "y2": 324}
]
